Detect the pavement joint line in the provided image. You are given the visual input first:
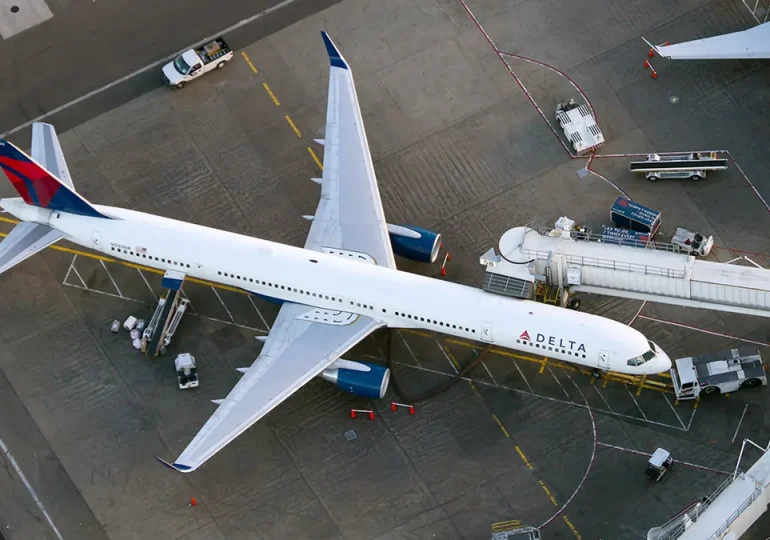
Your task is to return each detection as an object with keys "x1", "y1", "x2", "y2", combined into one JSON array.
[
  {"x1": 241, "y1": 51, "x2": 258, "y2": 73},
  {"x1": 285, "y1": 115, "x2": 302, "y2": 138},
  {"x1": 732, "y1": 404, "x2": 749, "y2": 444},
  {"x1": 638, "y1": 315, "x2": 770, "y2": 347},
  {"x1": 0, "y1": 436, "x2": 64, "y2": 540},
  {"x1": 262, "y1": 82, "x2": 280, "y2": 106},
  {"x1": 0, "y1": 0, "x2": 303, "y2": 138},
  {"x1": 307, "y1": 147, "x2": 323, "y2": 170}
]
